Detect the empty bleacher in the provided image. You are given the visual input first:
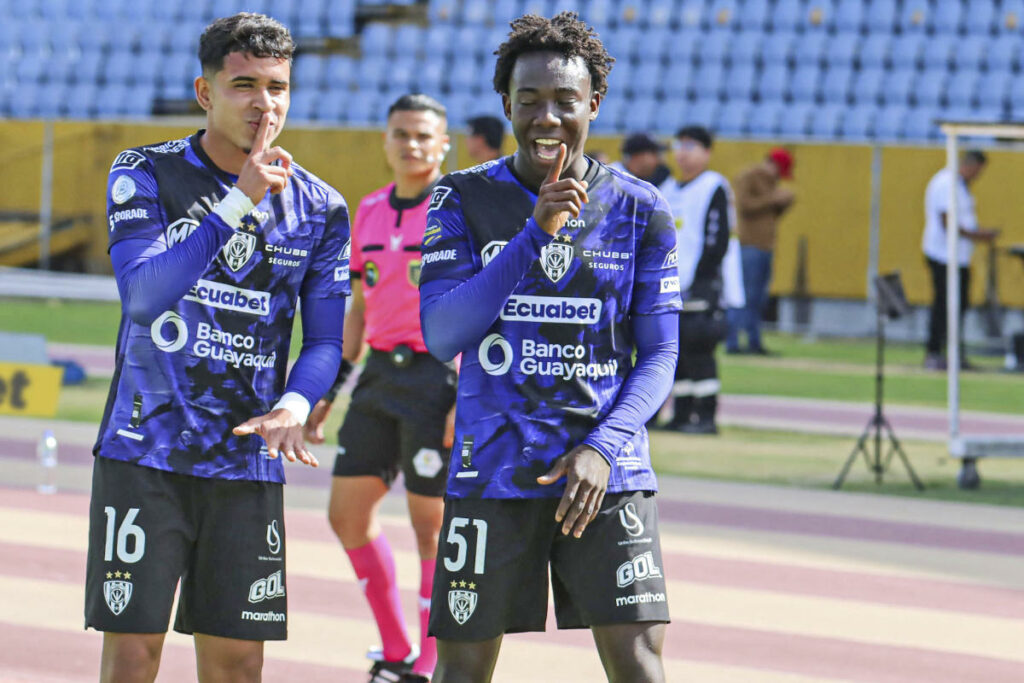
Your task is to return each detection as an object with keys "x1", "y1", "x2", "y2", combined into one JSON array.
[{"x1": 2, "y1": 0, "x2": 1023, "y2": 141}]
